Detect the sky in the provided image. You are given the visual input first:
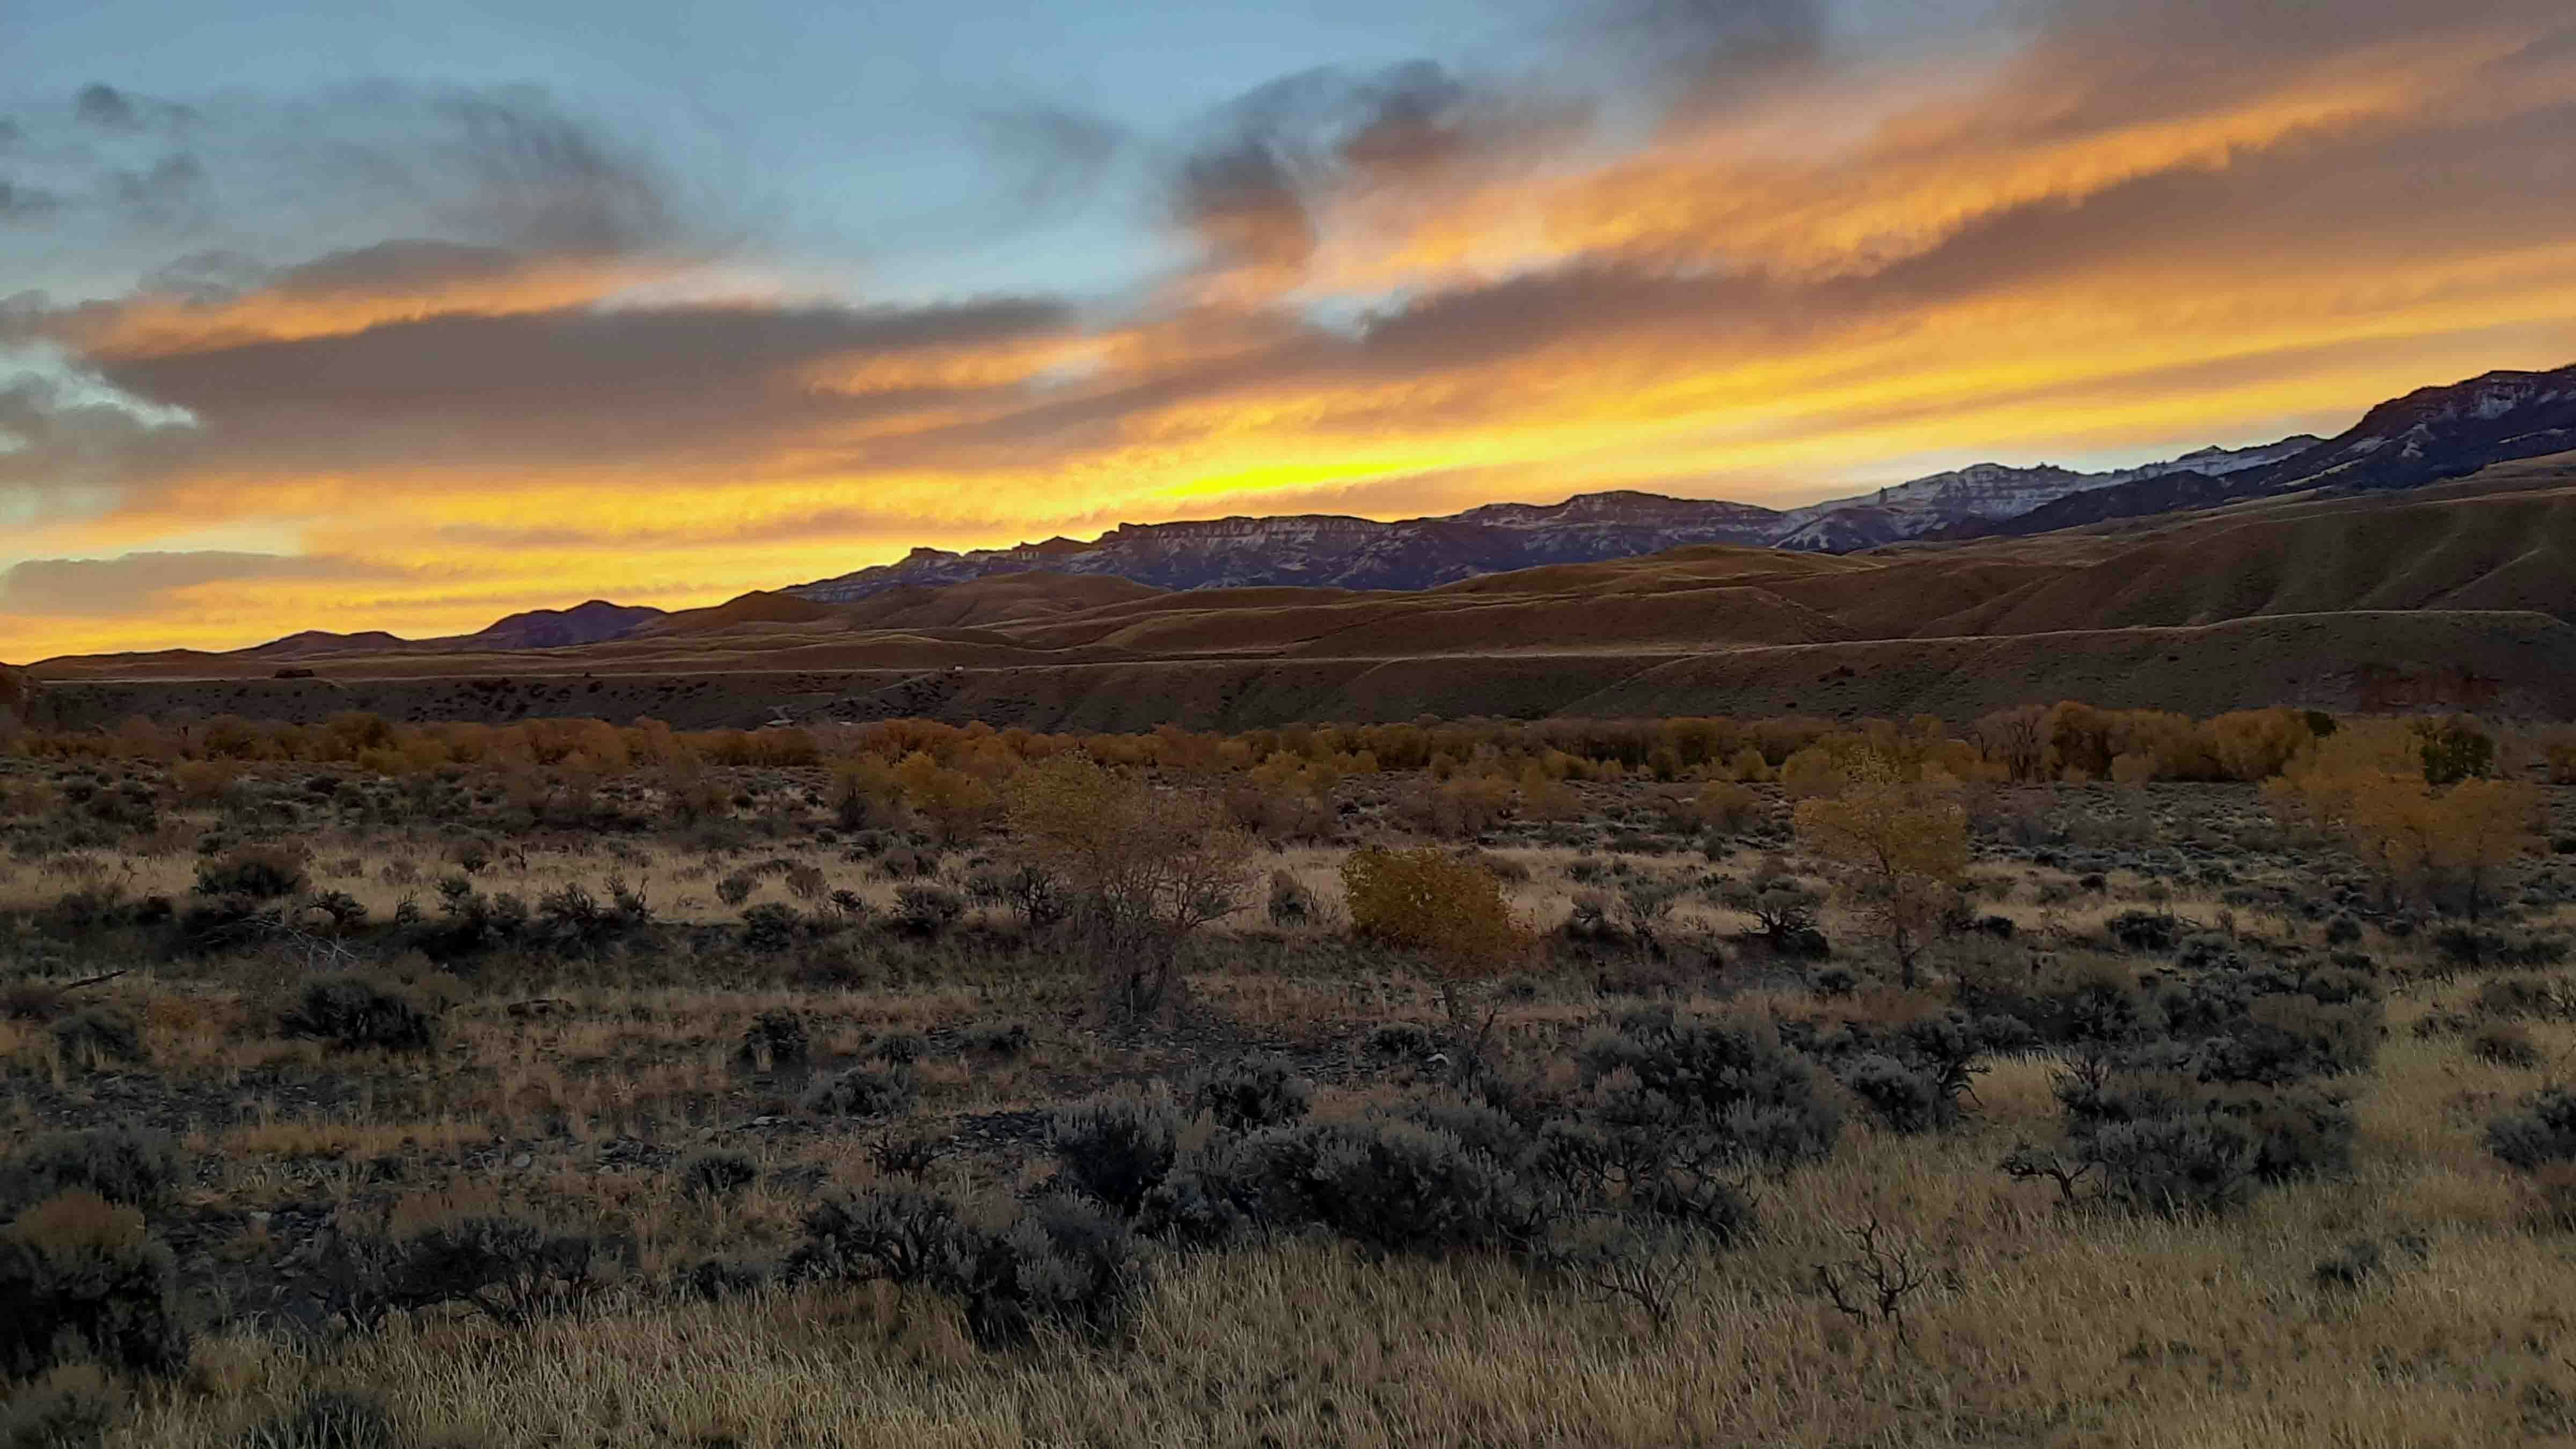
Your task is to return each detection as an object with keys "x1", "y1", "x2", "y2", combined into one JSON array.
[{"x1": 4, "y1": 0, "x2": 2576, "y2": 659}]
